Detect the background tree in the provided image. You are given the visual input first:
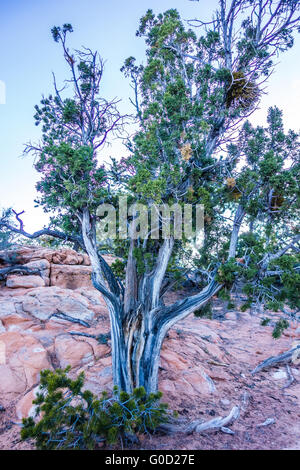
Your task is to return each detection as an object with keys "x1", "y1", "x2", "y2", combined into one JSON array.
[
  {"x1": 0, "y1": 208, "x2": 15, "y2": 250},
  {"x1": 0, "y1": 2, "x2": 299, "y2": 395}
]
